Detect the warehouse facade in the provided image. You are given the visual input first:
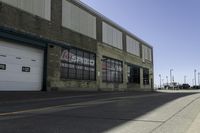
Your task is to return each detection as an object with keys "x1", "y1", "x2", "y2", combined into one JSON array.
[{"x1": 0, "y1": 0, "x2": 154, "y2": 91}]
